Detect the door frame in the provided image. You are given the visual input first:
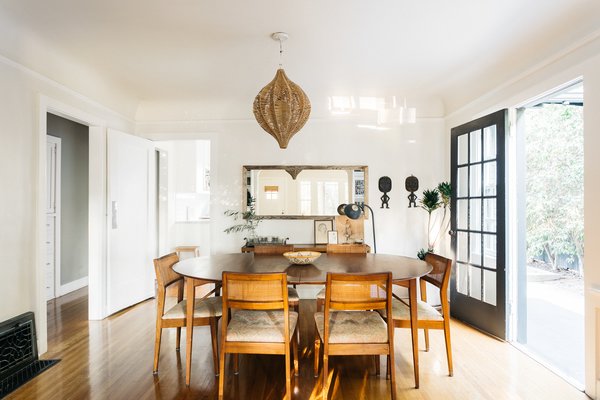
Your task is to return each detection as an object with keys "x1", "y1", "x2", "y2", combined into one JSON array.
[
  {"x1": 507, "y1": 78, "x2": 586, "y2": 389},
  {"x1": 46, "y1": 135, "x2": 62, "y2": 300},
  {"x1": 36, "y1": 95, "x2": 107, "y2": 354}
]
